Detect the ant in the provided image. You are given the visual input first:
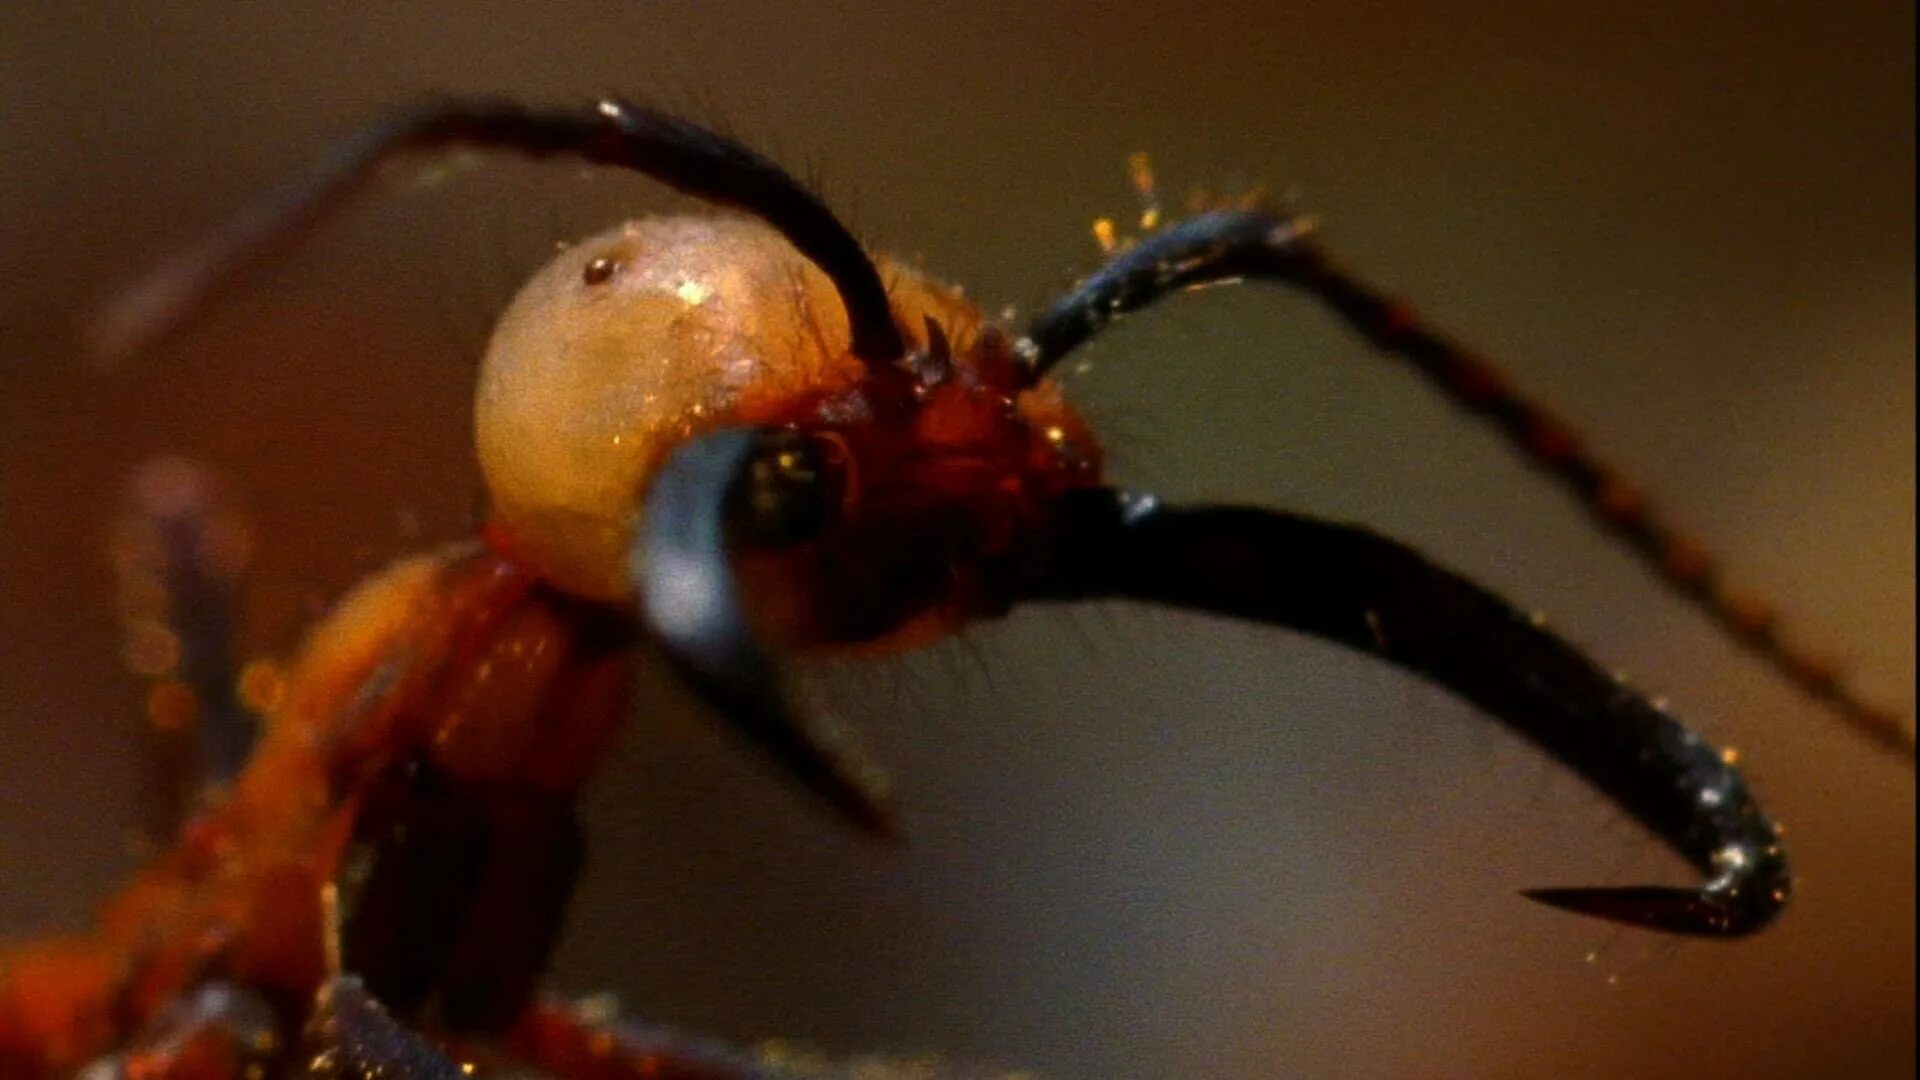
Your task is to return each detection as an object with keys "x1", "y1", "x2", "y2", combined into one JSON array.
[{"x1": 1, "y1": 98, "x2": 1909, "y2": 1078}]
